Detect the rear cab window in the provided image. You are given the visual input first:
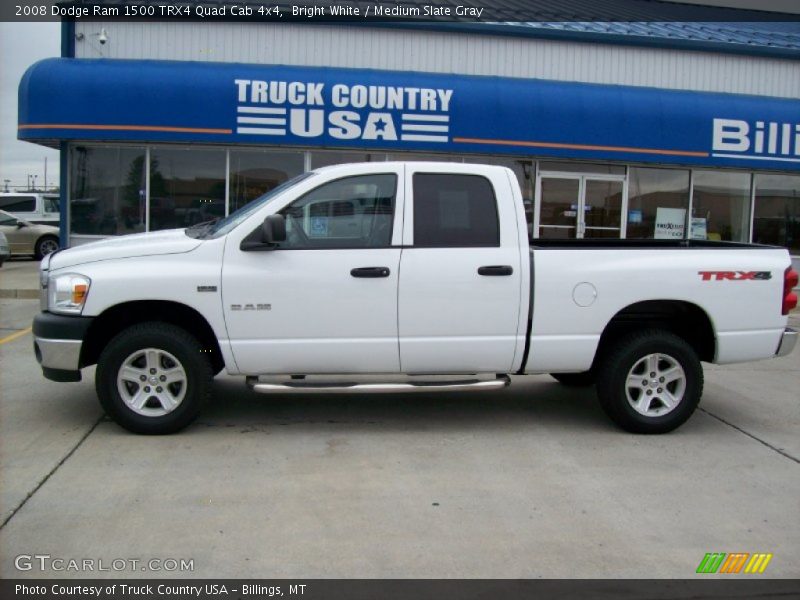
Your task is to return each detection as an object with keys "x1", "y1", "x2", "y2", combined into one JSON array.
[{"x1": 412, "y1": 173, "x2": 500, "y2": 247}]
